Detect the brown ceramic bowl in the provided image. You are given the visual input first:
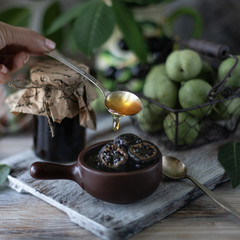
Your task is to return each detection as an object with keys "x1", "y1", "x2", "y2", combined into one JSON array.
[{"x1": 30, "y1": 140, "x2": 162, "y2": 204}]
